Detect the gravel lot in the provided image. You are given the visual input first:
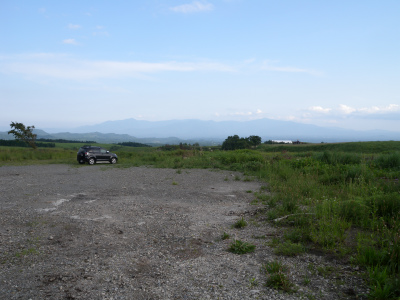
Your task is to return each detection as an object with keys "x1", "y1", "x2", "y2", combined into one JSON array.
[{"x1": 0, "y1": 164, "x2": 367, "y2": 299}]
